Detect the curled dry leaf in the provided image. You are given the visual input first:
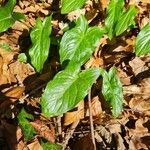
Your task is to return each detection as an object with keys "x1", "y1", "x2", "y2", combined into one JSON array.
[
  {"x1": 30, "y1": 120, "x2": 55, "y2": 143},
  {"x1": 64, "y1": 100, "x2": 84, "y2": 126}
]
